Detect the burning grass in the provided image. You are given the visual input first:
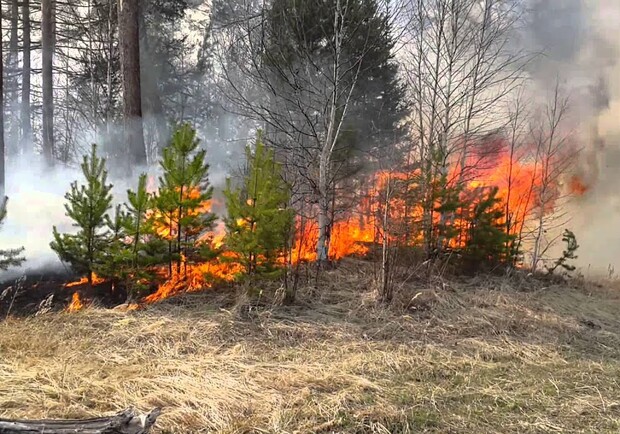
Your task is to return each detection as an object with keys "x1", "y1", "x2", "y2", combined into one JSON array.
[{"x1": 1, "y1": 261, "x2": 620, "y2": 433}]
